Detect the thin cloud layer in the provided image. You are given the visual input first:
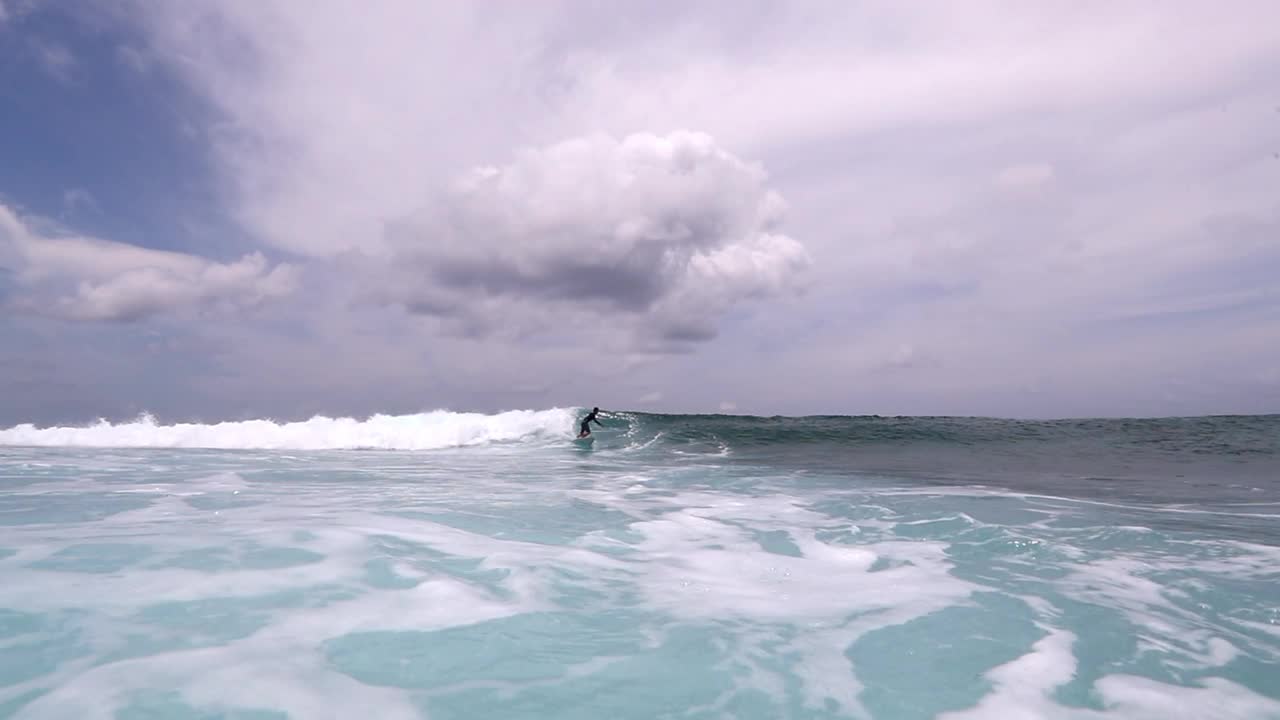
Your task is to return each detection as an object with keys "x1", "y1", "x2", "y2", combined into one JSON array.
[{"x1": 0, "y1": 204, "x2": 297, "y2": 322}]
